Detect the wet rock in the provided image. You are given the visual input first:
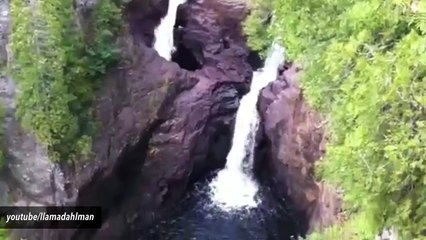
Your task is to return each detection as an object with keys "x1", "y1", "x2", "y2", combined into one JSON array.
[
  {"x1": 125, "y1": 0, "x2": 170, "y2": 46},
  {"x1": 247, "y1": 50, "x2": 263, "y2": 70},
  {"x1": 256, "y1": 64, "x2": 341, "y2": 233},
  {"x1": 172, "y1": 36, "x2": 204, "y2": 70}
]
